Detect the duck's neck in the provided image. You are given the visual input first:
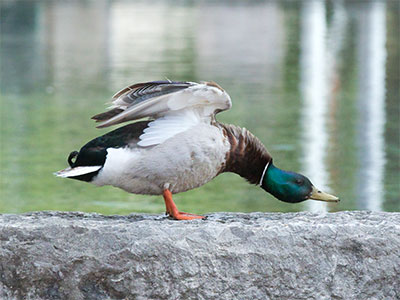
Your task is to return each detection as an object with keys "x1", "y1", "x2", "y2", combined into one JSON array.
[{"x1": 220, "y1": 124, "x2": 272, "y2": 185}]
